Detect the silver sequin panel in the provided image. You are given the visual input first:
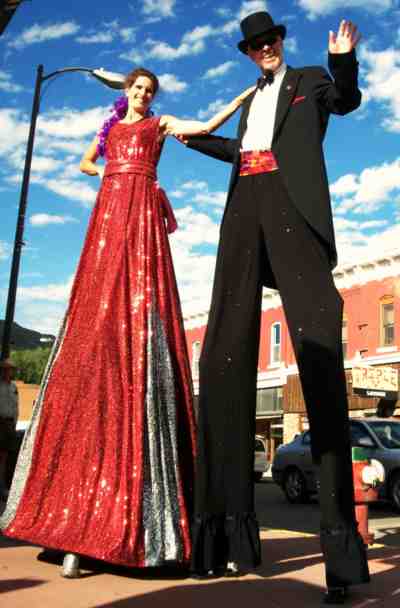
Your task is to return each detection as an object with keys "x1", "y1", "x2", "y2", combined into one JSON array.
[
  {"x1": 142, "y1": 304, "x2": 183, "y2": 566},
  {"x1": 0, "y1": 316, "x2": 68, "y2": 529}
]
